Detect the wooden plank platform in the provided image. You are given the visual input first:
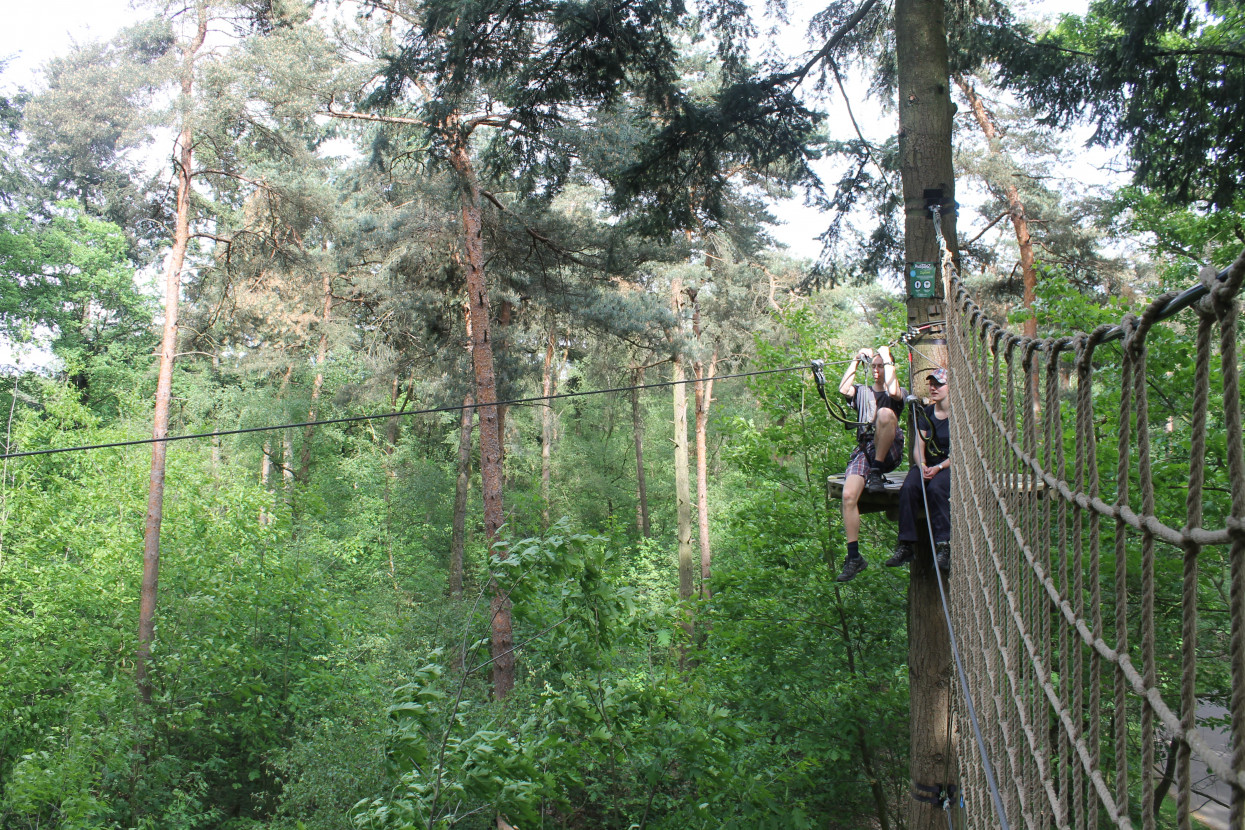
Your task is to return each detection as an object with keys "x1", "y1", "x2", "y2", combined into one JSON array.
[{"x1": 827, "y1": 470, "x2": 908, "y2": 519}]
